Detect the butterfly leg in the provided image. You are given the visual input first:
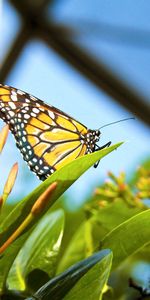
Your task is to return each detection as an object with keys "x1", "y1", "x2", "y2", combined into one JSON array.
[
  {"x1": 94, "y1": 141, "x2": 111, "y2": 168},
  {"x1": 99, "y1": 141, "x2": 111, "y2": 150}
]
